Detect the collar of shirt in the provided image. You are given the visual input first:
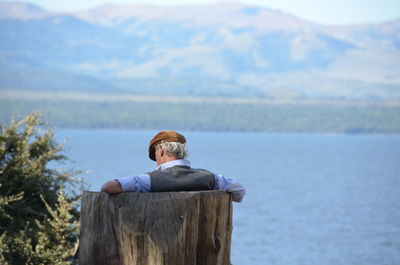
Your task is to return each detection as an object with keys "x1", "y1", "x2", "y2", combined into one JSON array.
[{"x1": 156, "y1": 159, "x2": 191, "y2": 170}]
